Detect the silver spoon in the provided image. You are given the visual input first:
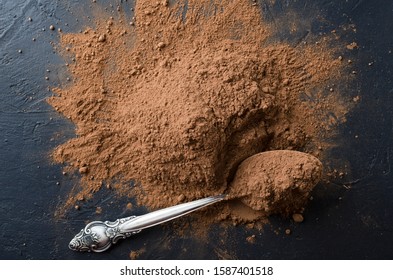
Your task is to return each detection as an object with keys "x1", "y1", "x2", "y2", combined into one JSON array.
[{"x1": 69, "y1": 194, "x2": 226, "y2": 252}]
